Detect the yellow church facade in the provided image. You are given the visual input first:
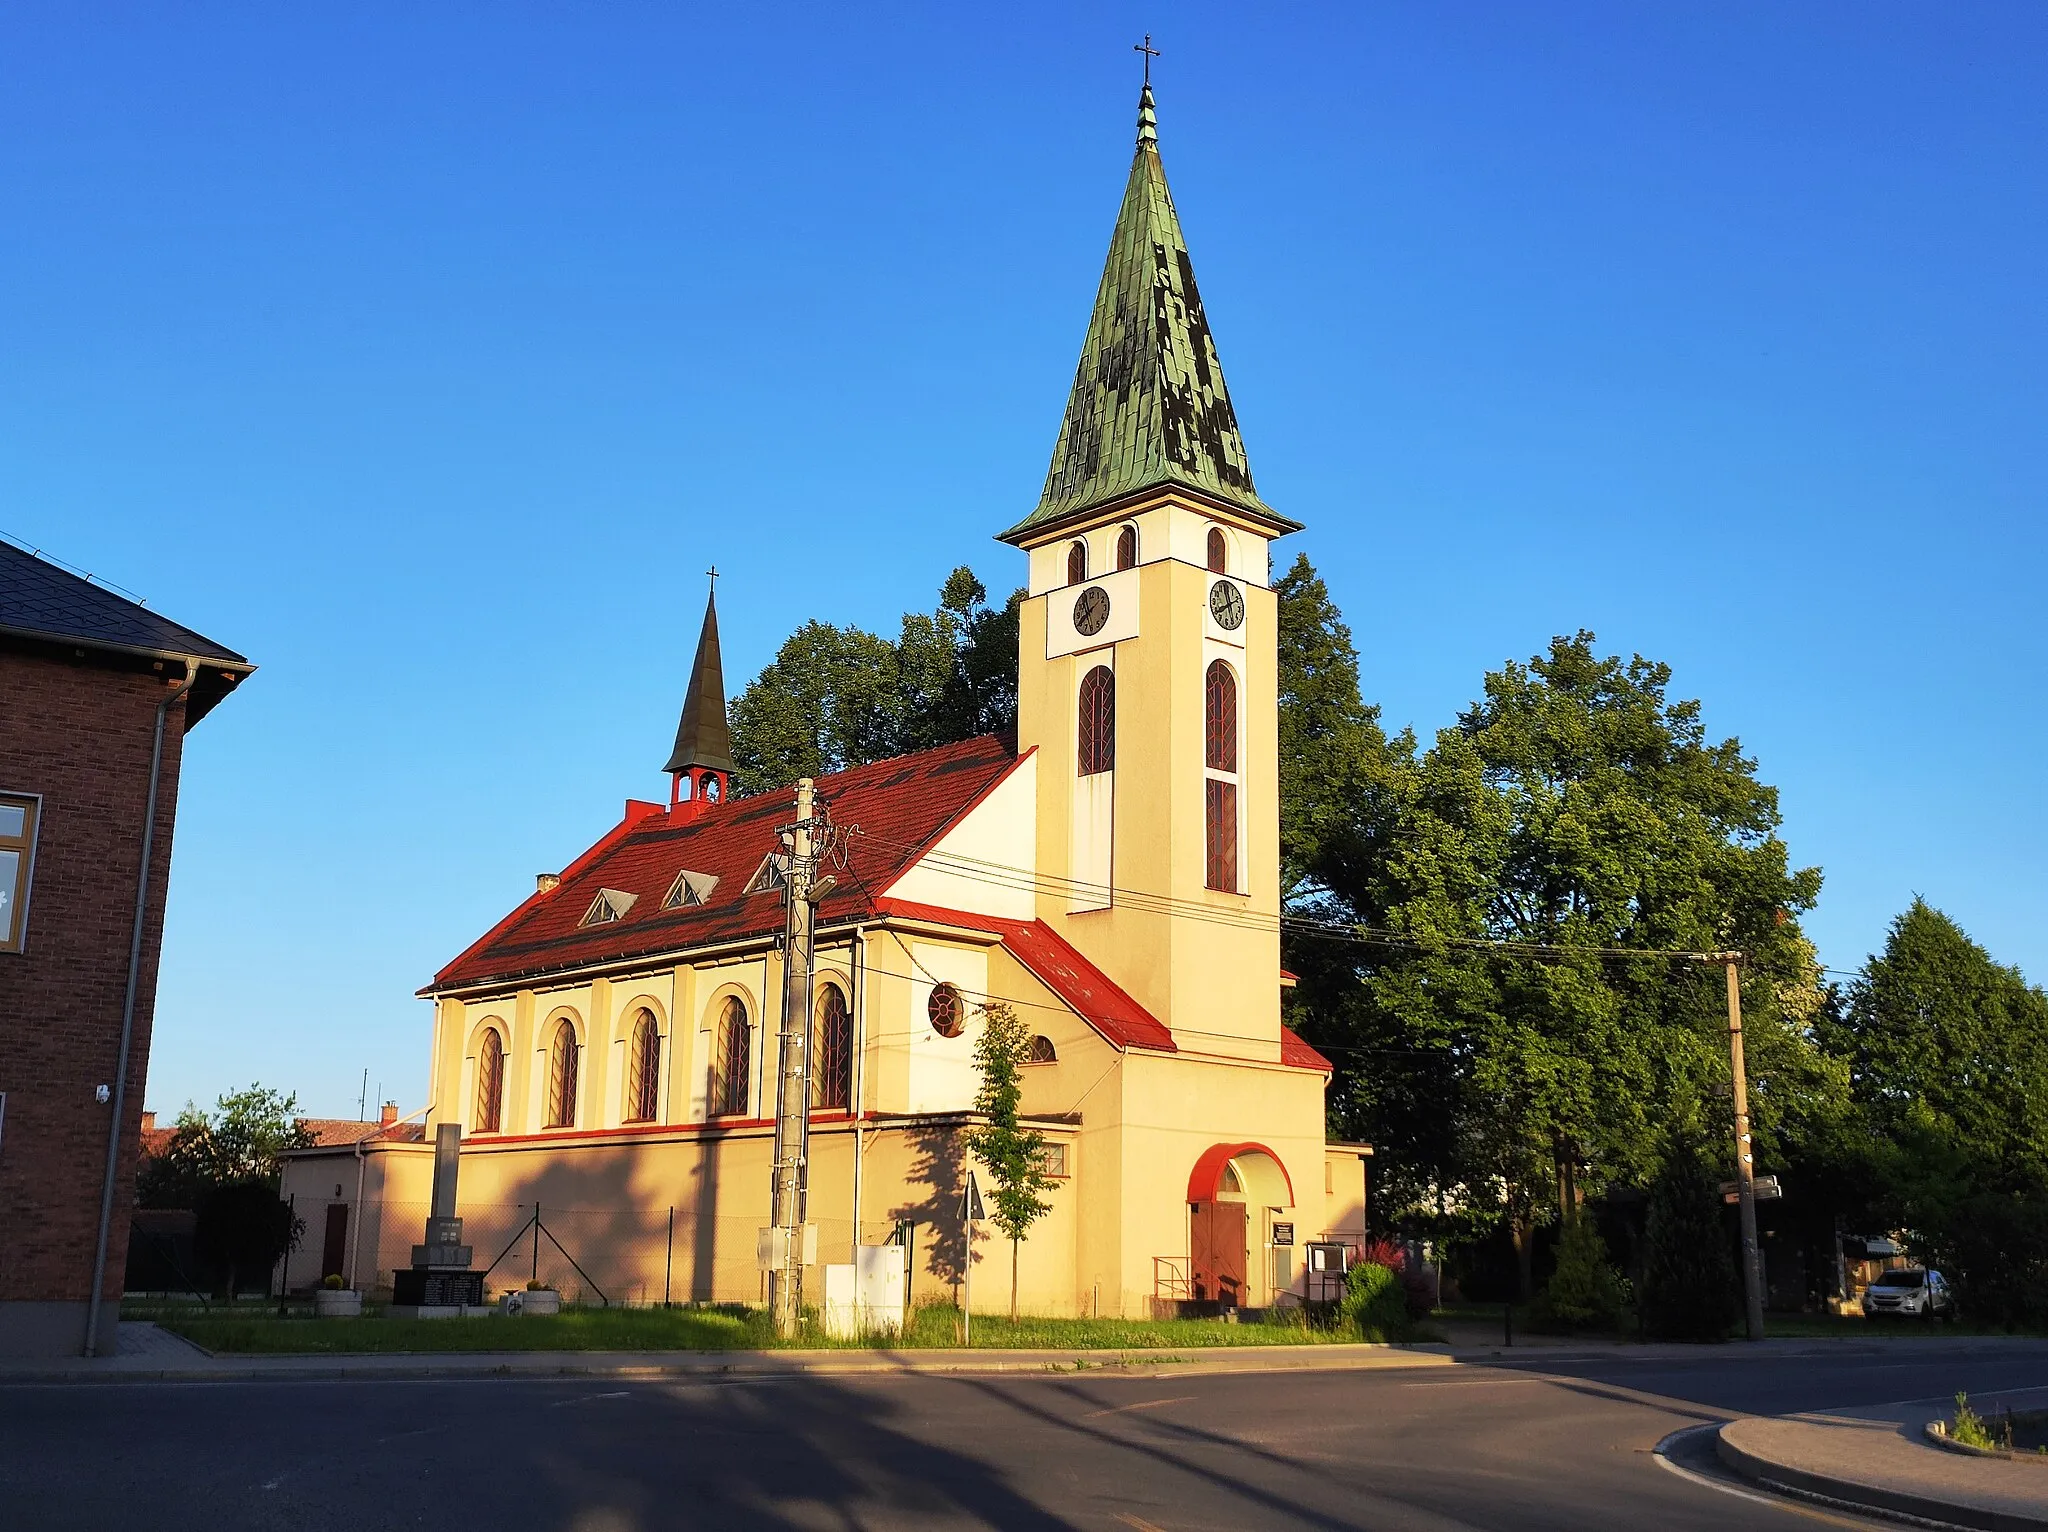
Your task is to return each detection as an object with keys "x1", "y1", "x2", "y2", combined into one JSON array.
[{"x1": 283, "y1": 86, "x2": 1368, "y2": 1318}]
